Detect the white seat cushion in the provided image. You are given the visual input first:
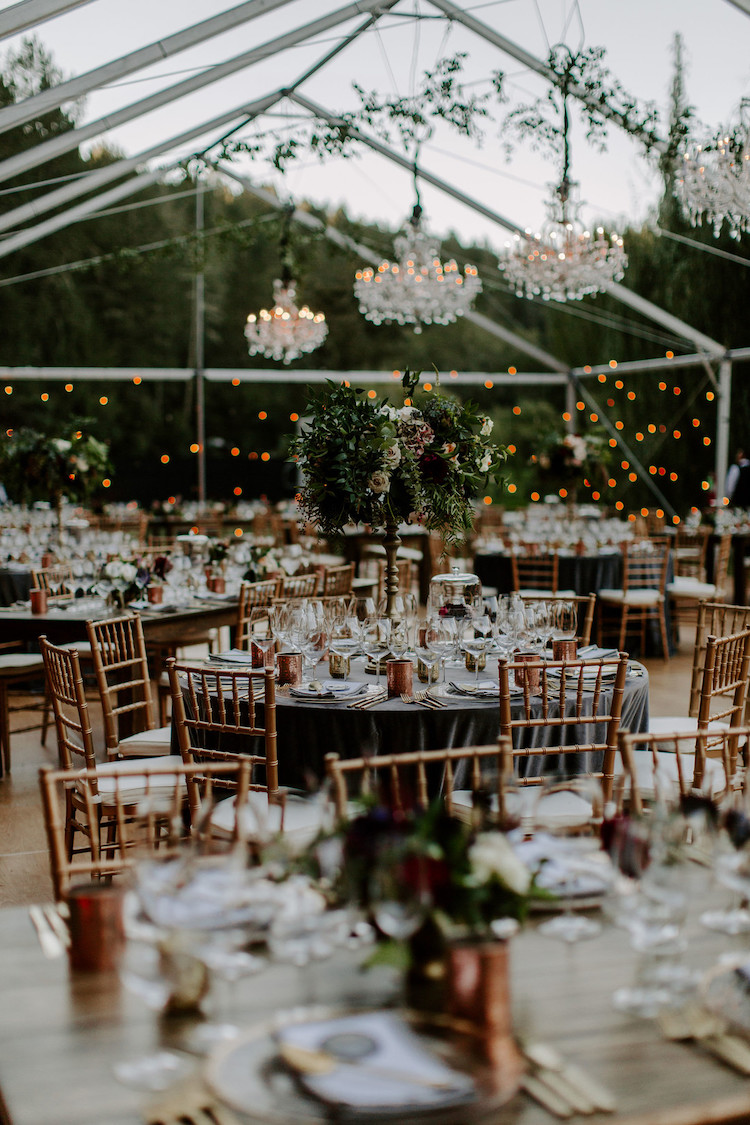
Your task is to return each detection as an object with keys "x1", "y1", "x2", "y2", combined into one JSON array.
[
  {"x1": 58, "y1": 641, "x2": 93, "y2": 657},
  {"x1": 117, "y1": 725, "x2": 172, "y2": 758},
  {"x1": 613, "y1": 748, "x2": 726, "y2": 798},
  {"x1": 648, "y1": 715, "x2": 730, "y2": 738},
  {"x1": 451, "y1": 787, "x2": 586, "y2": 827},
  {"x1": 0, "y1": 653, "x2": 45, "y2": 674},
  {"x1": 667, "y1": 578, "x2": 716, "y2": 599},
  {"x1": 79, "y1": 755, "x2": 184, "y2": 802},
  {"x1": 211, "y1": 791, "x2": 326, "y2": 852},
  {"x1": 598, "y1": 588, "x2": 662, "y2": 606}
]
